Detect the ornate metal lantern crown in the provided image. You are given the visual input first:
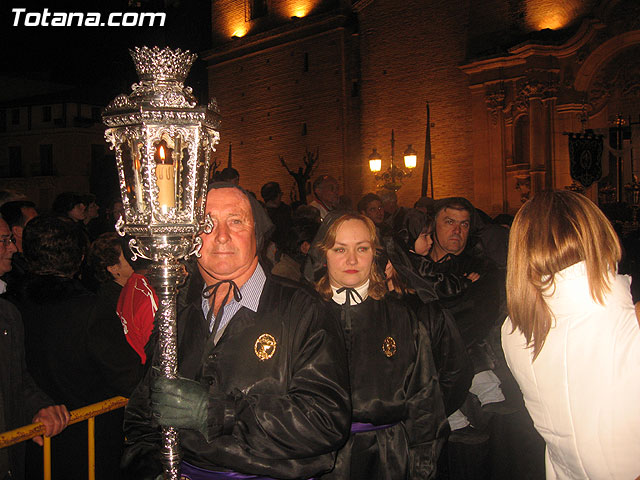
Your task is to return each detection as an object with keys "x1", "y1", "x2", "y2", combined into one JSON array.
[
  {"x1": 130, "y1": 46, "x2": 196, "y2": 83},
  {"x1": 102, "y1": 46, "x2": 221, "y2": 261}
]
